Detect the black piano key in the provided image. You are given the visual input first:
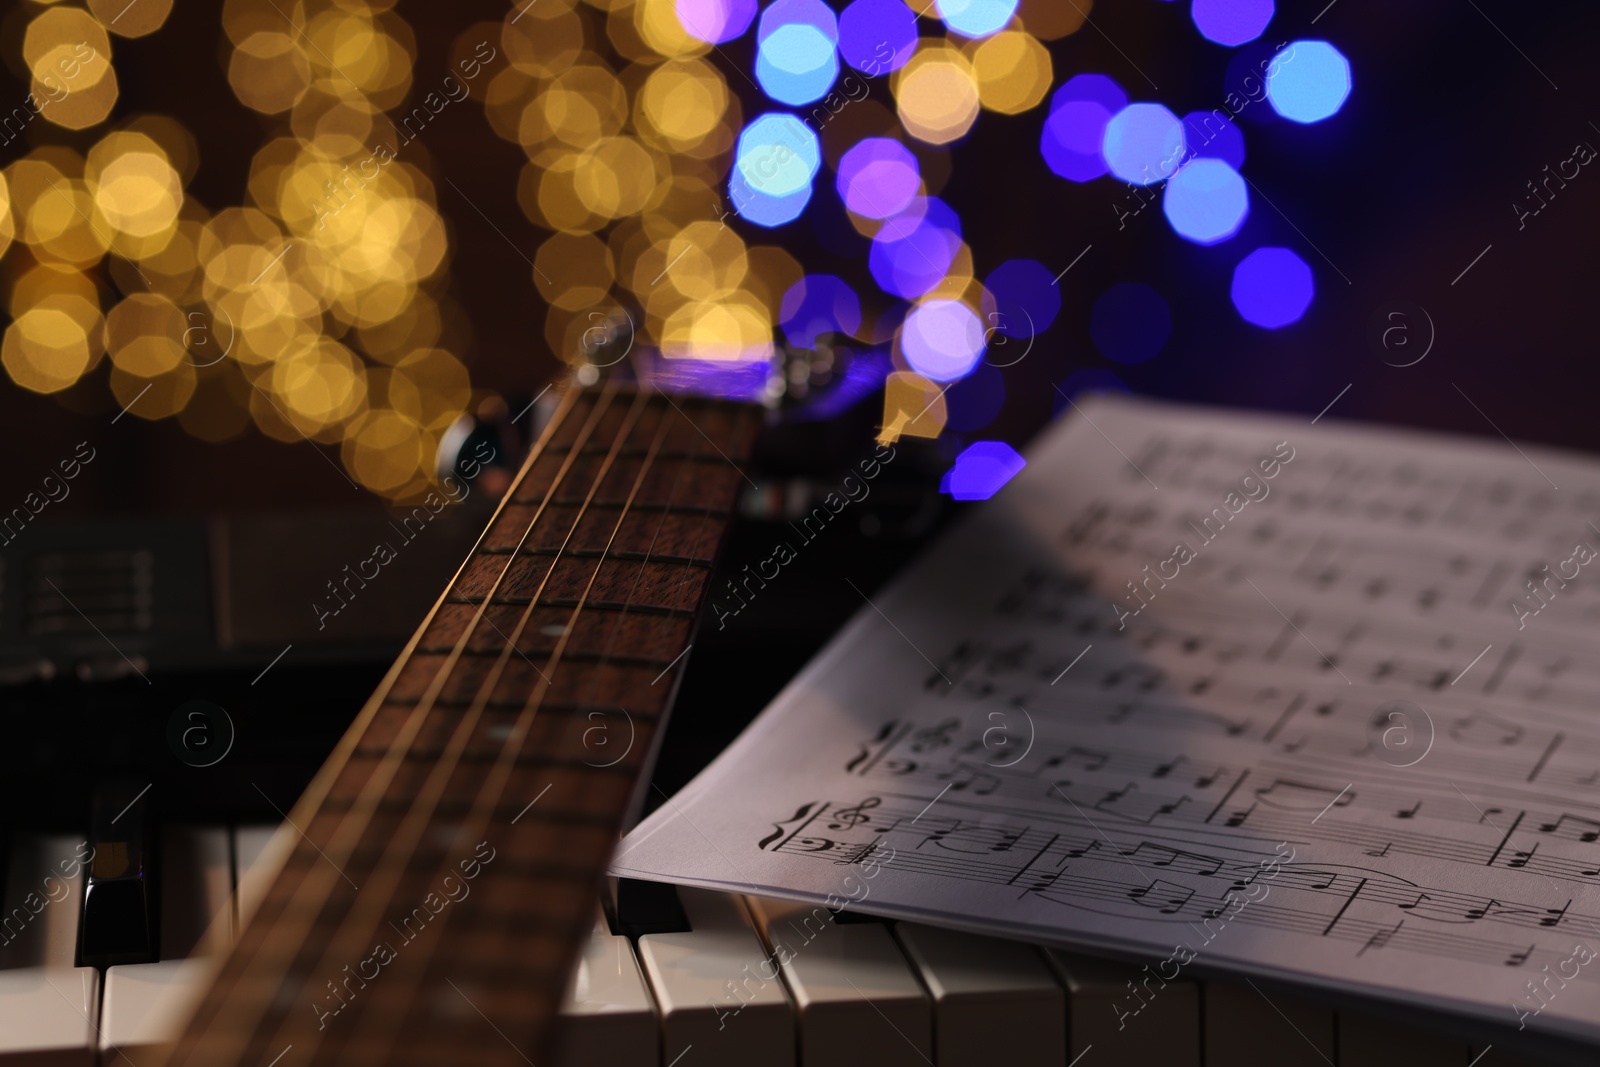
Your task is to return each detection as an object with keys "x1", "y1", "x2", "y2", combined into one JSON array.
[
  {"x1": 612, "y1": 877, "x2": 690, "y2": 937},
  {"x1": 77, "y1": 781, "x2": 160, "y2": 967}
]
